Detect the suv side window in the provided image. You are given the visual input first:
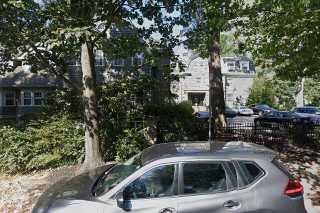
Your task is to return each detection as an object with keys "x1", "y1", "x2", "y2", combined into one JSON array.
[
  {"x1": 183, "y1": 162, "x2": 227, "y2": 195},
  {"x1": 125, "y1": 164, "x2": 176, "y2": 199},
  {"x1": 238, "y1": 161, "x2": 264, "y2": 185}
]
